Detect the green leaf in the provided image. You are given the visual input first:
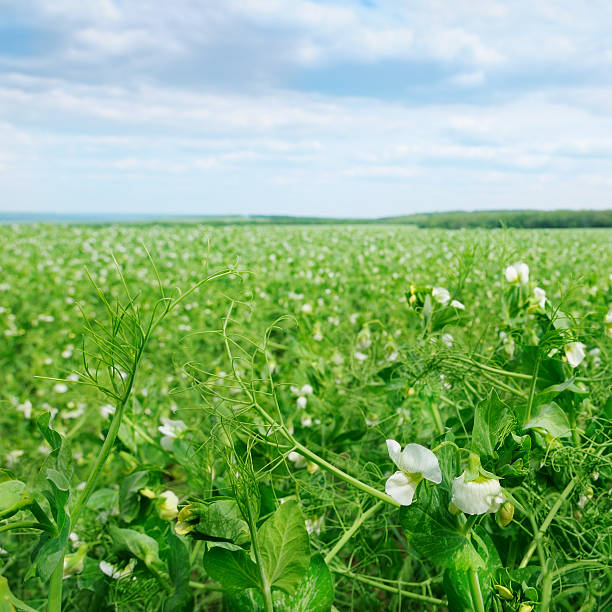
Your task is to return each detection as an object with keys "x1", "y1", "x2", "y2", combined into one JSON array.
[
  {"x1": 0, "y1": 480, "x2": 29, "y2": 519},
  {"x1": 46, "y1": 468, "x2": 69, "y2": 491},
  {"x1": 119, "y1": 470, "x2": 149, "y2": 523},
  {"x1": 0, "y1": 576, "x2": 39, "y2": 612},
  {"x1": 443, "y1": 568, "x2": 474, "y2": 612},
  {"x1": 109, "y1": 526, "x2": 165, "y2": 575},
  {"x1": 534, "y1": 378, "x2": 588, "y2": 407},
  {"x1": 224, "y1": 588, "x2": 265, "y2": 611},
  {"x1": 471, "y1": 390, "x2": 514, "y2": 458},
  {"x1": 193, "y1": 499, "x2": 250, "y2": 544},
  {"x1": 524, "y1": 402, "x2": 571, "y2": 438},
  {"x1": 204, "y1": 547, "x2": 261, "y2": 592},
  {"x1": 37, "y1": 413, "x2": 62, "y2": 451},
  {"x1": 36, "y1": 517, "x2": 70, "y2": 583},
  {"x1": 399, "y1": 486, "x2": 483, "y2": 571},
  {"x1": 443, "y1": 568, "x2": 491, "y2": 612},
  {"x1": 257, "y1": 500, "x2": 310, "y2": 592},
  {"x1": 272, "y1": 554, "x2": 334, "y2": 612},
  {"x1": 163, "y1": 532, "x2": 194, "y2": 612}
]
